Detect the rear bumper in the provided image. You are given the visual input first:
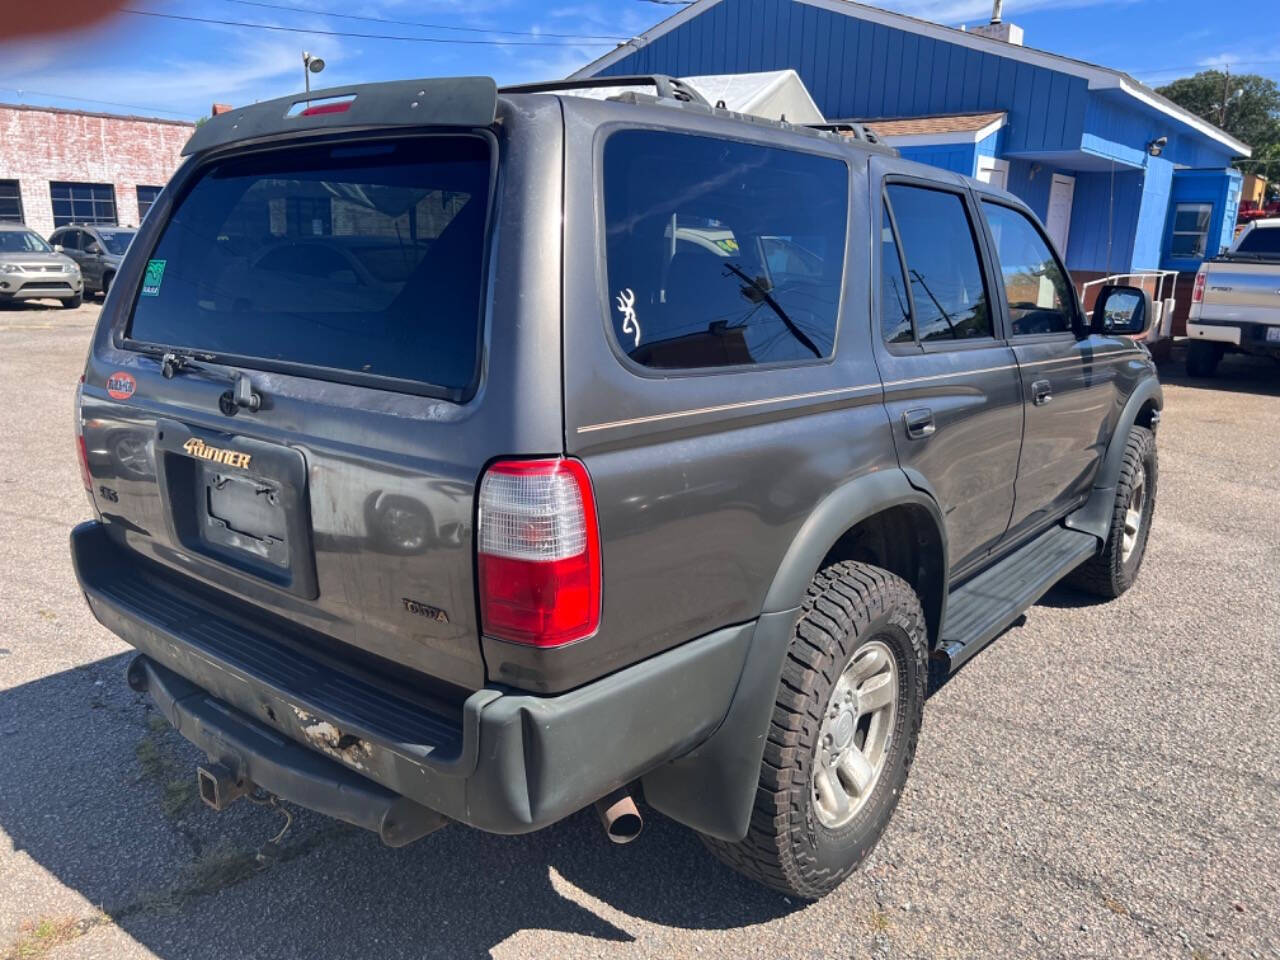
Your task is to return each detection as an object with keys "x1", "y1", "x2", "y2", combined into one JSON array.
[
  {"x1": 1187, "y1": 321, "x2": 1242, "y2": 345},
  {"x1": 71, "y1": 521, "x2": 752, "y2": 837},
  {"x1": 1188, "y1": 319, "x2": 1280, "y2": 355}
]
